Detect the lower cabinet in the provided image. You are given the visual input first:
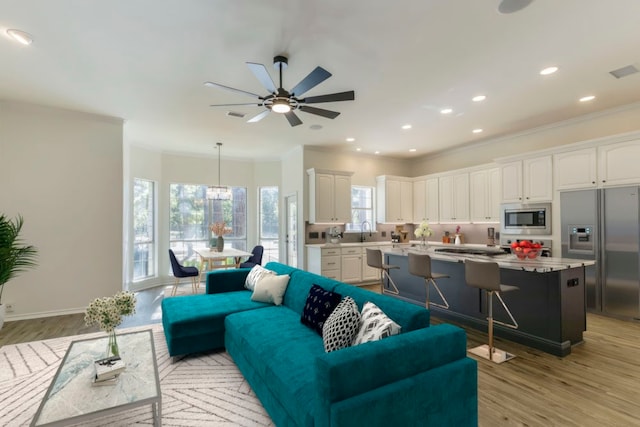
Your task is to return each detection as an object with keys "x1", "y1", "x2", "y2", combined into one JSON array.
[{"x1": 307, "y1": 244, "x2": 390, "y2": 284}]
